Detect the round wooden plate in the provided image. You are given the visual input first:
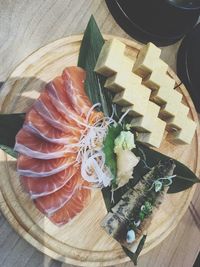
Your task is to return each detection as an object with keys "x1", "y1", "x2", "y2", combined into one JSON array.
[{"x1": 0, "y1": 35, "x2": 199, "y2": 266}]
